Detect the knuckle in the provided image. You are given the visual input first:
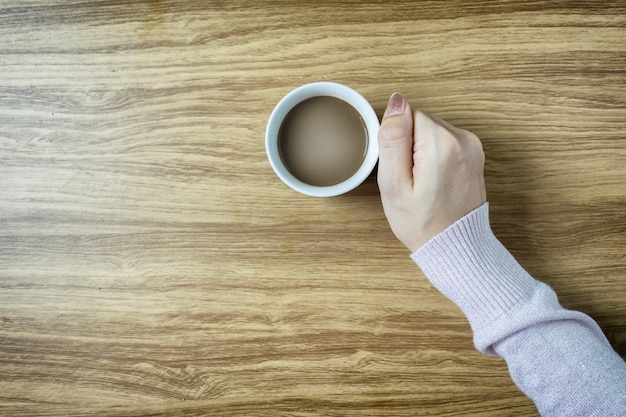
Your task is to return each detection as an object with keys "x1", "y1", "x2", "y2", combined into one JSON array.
[
  {"x1": 465, "y1": 131, "x2": 485, "y2": 165},
  {"x1": 413, "y1": 110, "x2": 426, "y2": 120},
  {"x1": 378, "y1": 124, "x2": 410, "y2": 148}
]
